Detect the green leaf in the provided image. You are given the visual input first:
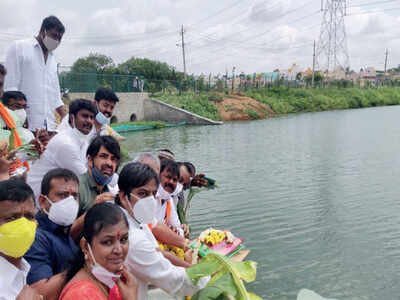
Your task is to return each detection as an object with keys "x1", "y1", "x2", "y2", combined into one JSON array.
[
  {"x1": 186, "y1": 254, "x2": 223, "y2": 284},
  {"x1": 209, "y1": 272, "x2": 237, "y2": 296},
  {"x1": 231, "y1": 261, "x2": 257, "y2": 283},
  {"x1": 192, "y1": 287, "x2": 224, "y2": 300},
  {"x1": 247, "y1": 293, "x2": 263, "y2": 300}
]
